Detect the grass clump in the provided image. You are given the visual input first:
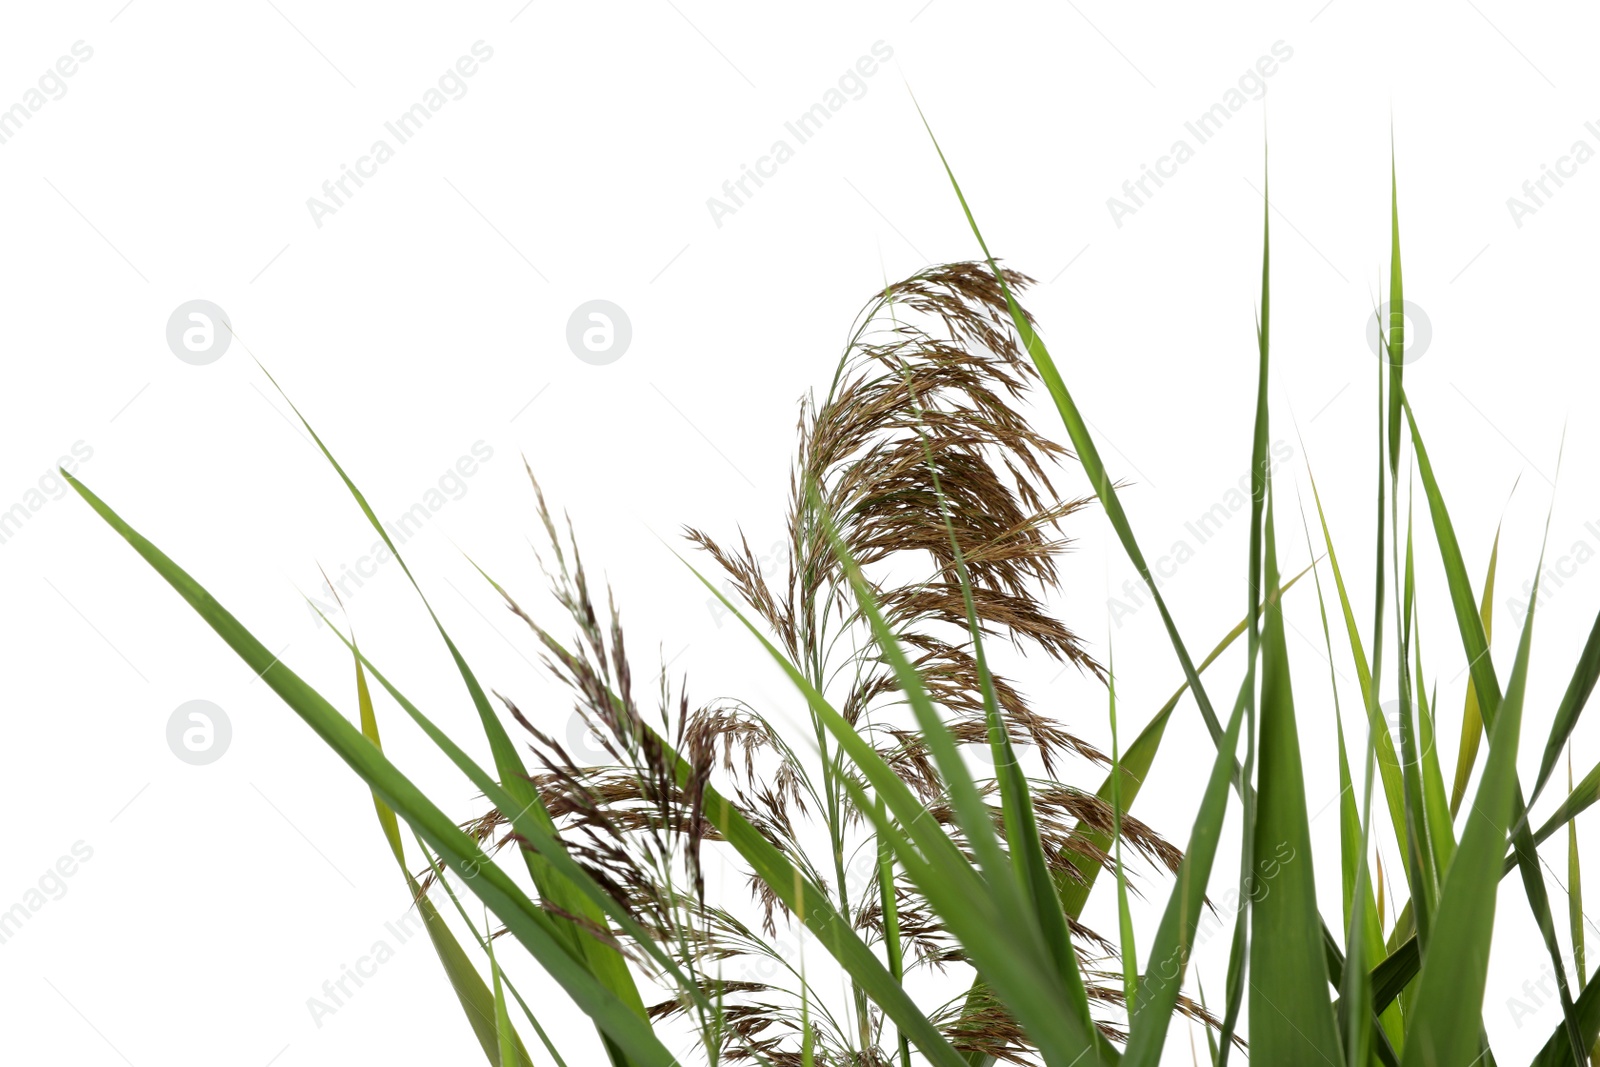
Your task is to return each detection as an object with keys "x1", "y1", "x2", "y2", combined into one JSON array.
[{"x1": 64, "y1": 126, "x2": 1600, "y2": 1067}]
